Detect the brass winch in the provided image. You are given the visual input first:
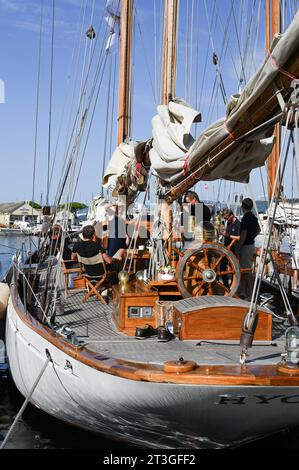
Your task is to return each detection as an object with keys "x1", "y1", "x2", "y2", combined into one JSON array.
[{"x1": 118, "y1": 271, "x2": 130, "y2": 294}]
